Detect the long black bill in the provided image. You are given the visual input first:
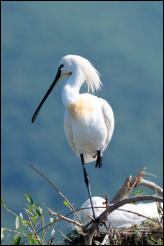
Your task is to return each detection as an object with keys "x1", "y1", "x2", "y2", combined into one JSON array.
[{"x1": 32, "y1": 67, "x2": 61, "y2": 123}]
